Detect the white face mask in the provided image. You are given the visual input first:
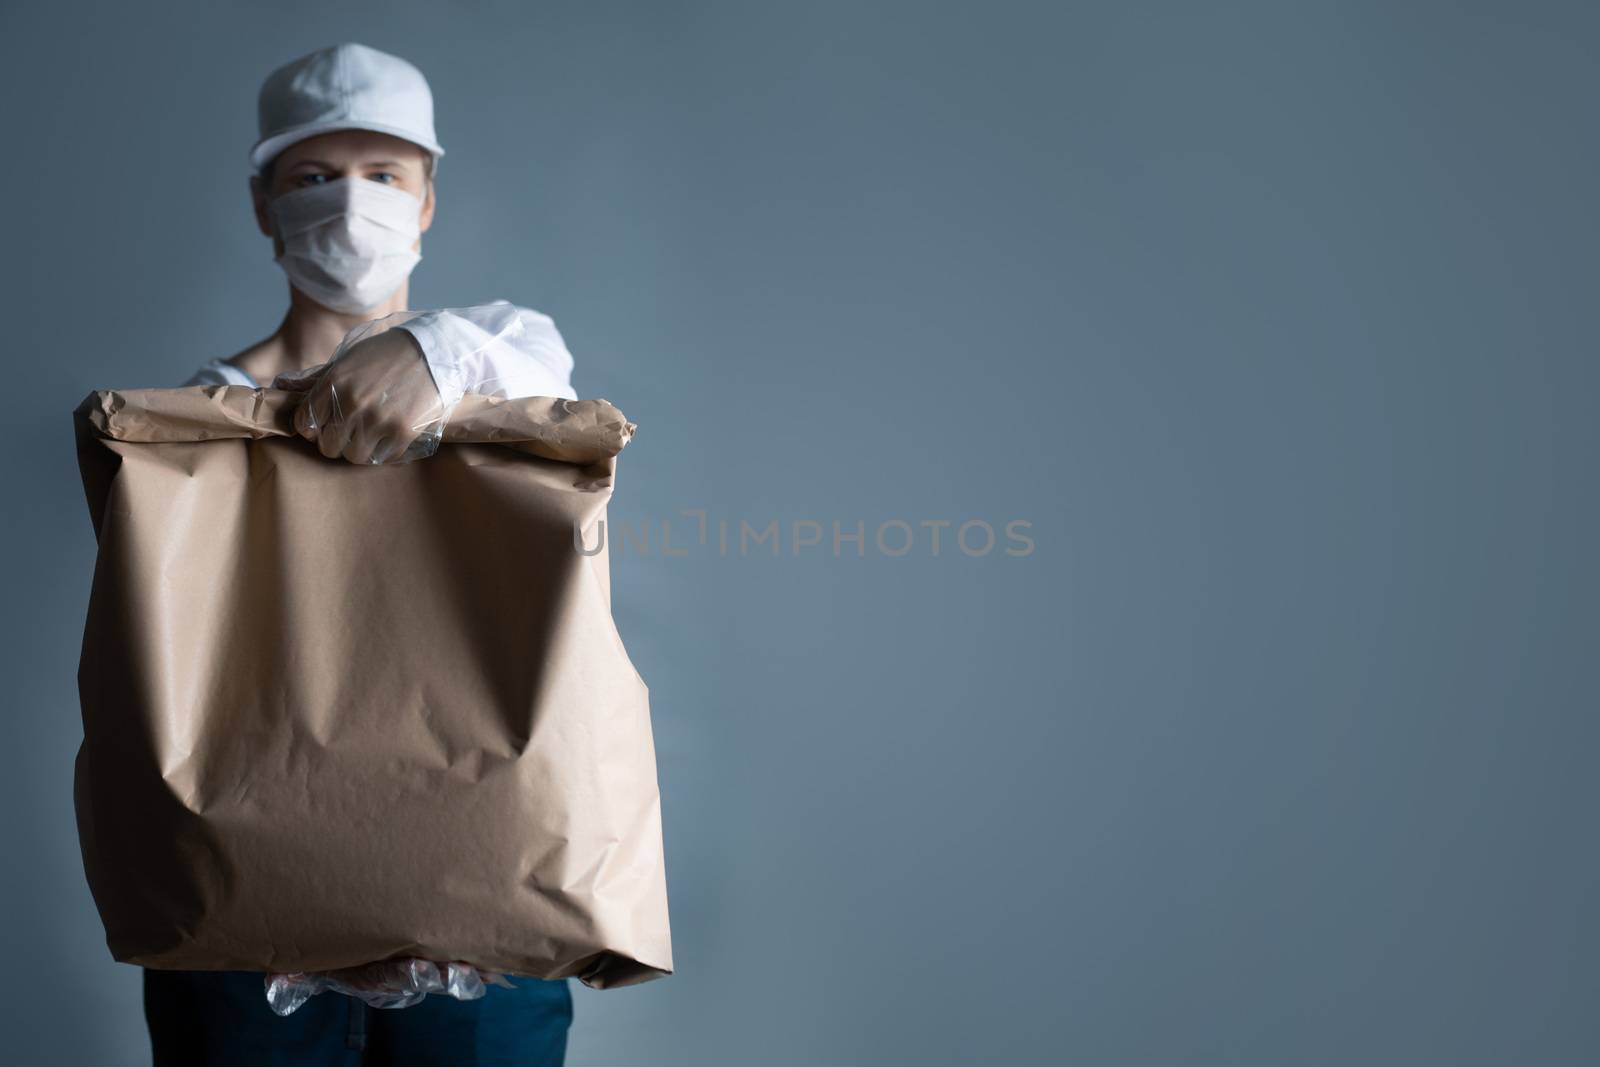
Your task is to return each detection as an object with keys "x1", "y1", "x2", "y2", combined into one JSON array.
[{"x1": 269, "y1": 178, "x2": 423, "y2": 314}]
